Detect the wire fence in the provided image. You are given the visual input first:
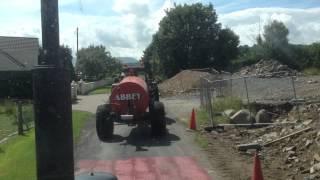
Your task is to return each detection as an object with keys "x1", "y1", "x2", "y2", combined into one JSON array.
[
  {"x1": 0, "y1": 100, "x2": 34, "y2": 143},
  {"x1": 199, "y1": 73, "x2": 318, "y2": 125}
]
